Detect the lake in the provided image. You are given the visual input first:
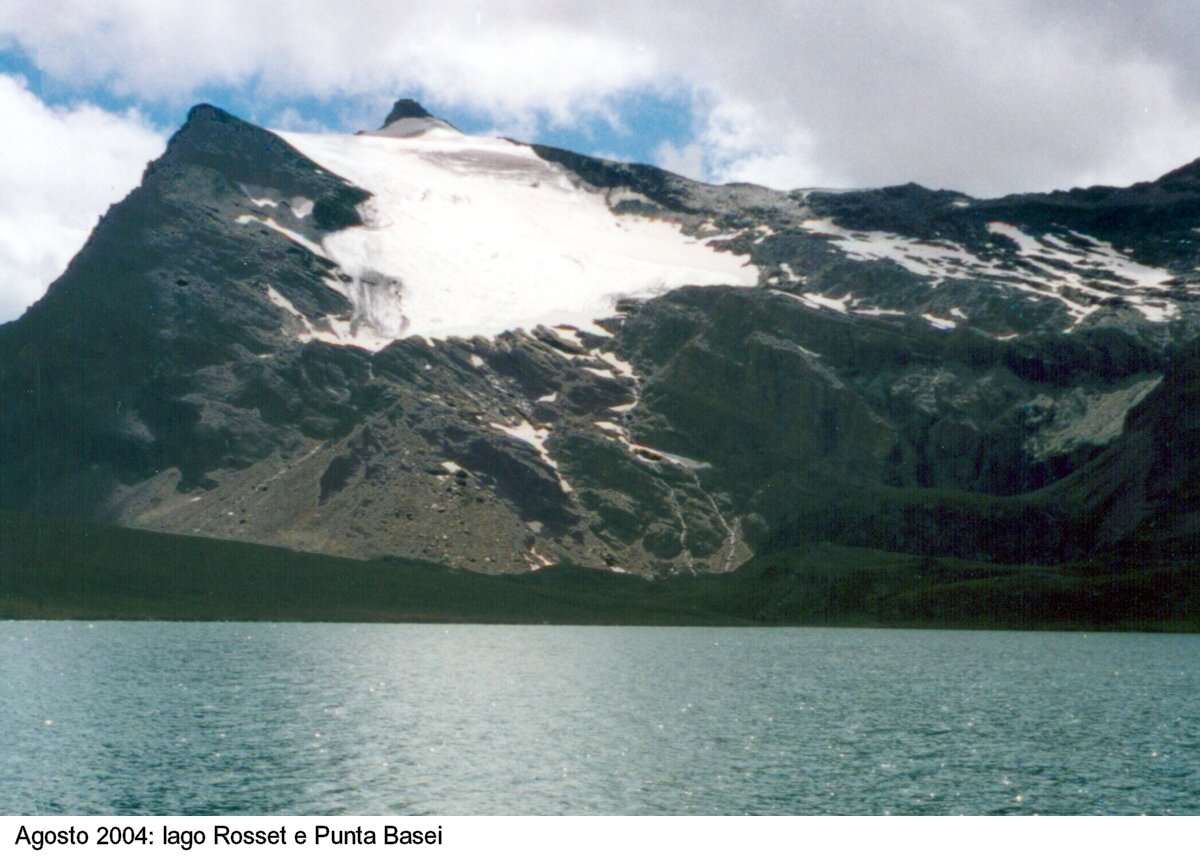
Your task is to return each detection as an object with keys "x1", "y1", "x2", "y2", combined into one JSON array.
[{"x1": 1, "y1": 623, "x2": 1197, "y2": 814}]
